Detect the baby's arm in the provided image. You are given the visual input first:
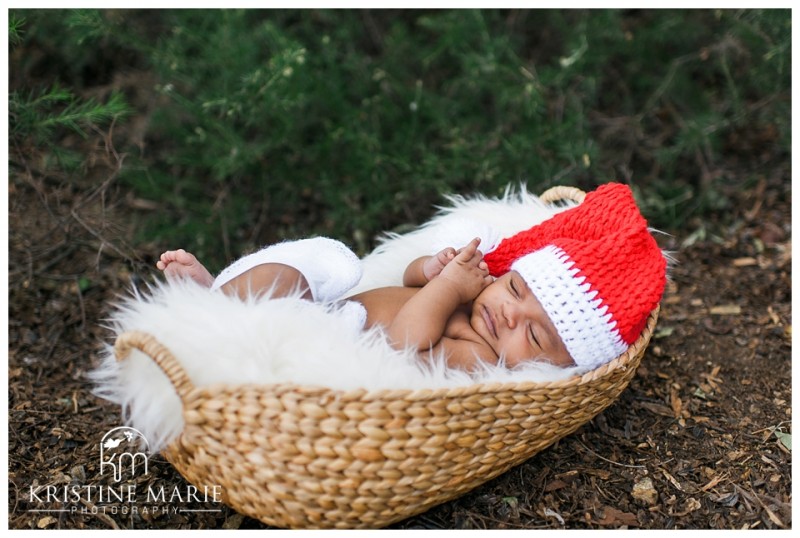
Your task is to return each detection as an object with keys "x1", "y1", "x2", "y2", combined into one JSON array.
[
  {"x1": 403, "y1": 247, "x2": 457, "y2": 287},
  {"x1": 389, "y1": 239, "x2": 492, "y2": 351}
]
